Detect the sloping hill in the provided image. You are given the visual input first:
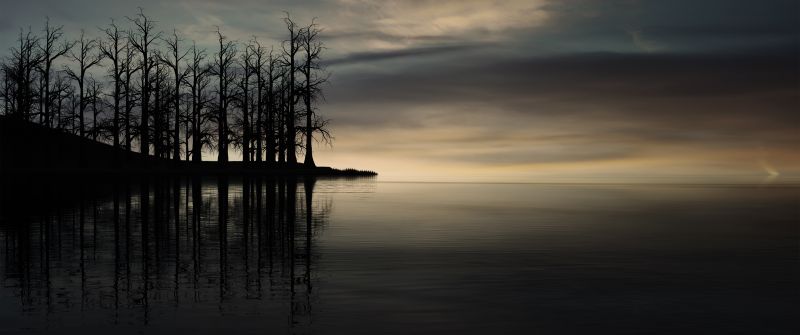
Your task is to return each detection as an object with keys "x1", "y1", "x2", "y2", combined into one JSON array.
[
  {"x1": 0, "y1": 115, "x2": 171, "y2": 173},
  {"x1": 0, "y1": 115, "x2": 376, "y2": 177}
]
